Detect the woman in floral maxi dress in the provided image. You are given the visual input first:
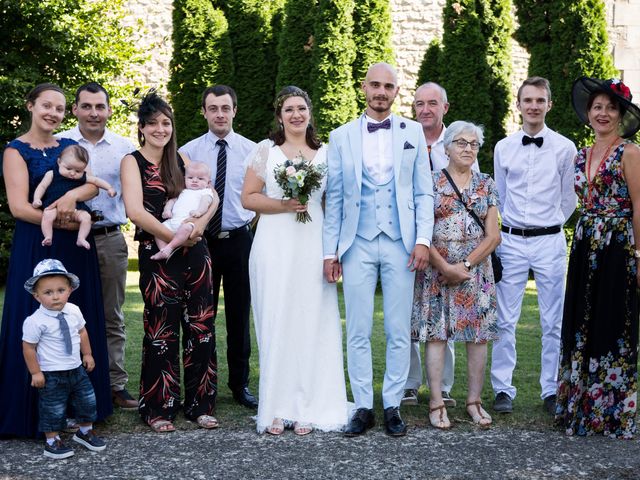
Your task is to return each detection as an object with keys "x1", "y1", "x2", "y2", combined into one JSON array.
[{"x1": 556, "y1": 77, "x2": 640, "y2": 439}]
